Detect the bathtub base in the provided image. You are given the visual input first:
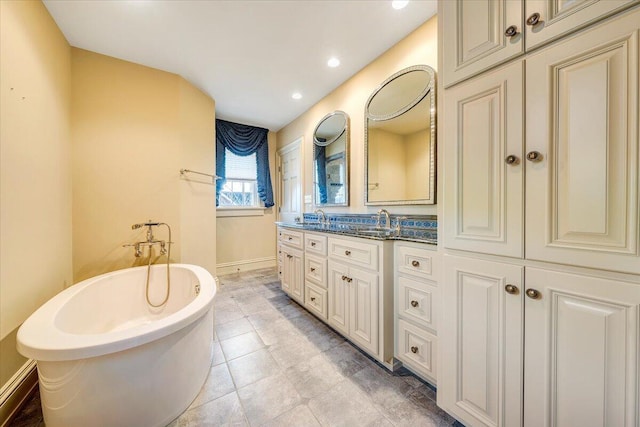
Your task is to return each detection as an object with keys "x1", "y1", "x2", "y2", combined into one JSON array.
[{"x1": 37, "y1": 307, "x2": 213, "y2": 427}]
